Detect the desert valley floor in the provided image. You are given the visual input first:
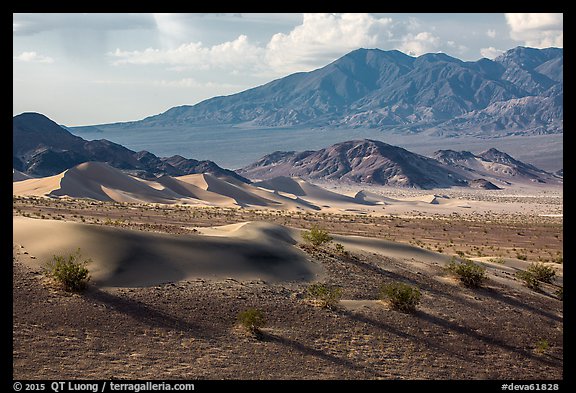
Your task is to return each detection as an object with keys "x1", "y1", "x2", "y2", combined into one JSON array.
[{"x1": 12, "y1": 182, "x2": 563, "y2": 380}]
